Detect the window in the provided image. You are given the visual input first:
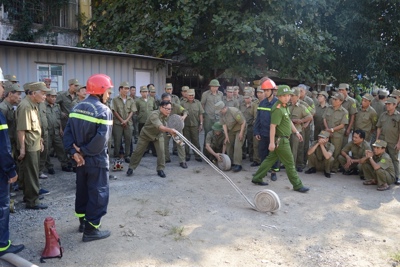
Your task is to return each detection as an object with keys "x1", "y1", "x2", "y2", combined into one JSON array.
[{"x1": 37, "y1": 64, "x2": 63, "y2": 92}]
